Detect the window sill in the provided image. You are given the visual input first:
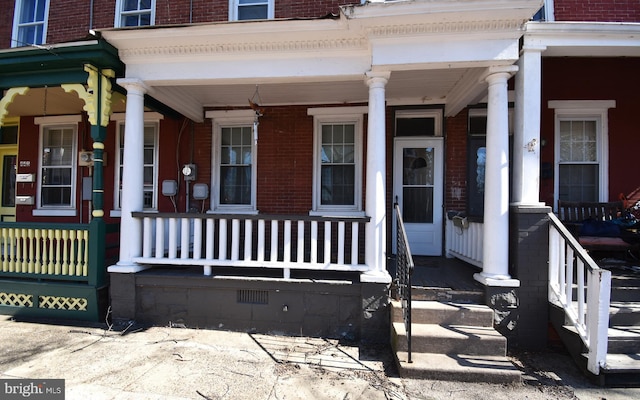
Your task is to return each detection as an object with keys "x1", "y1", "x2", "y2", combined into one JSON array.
[
  {"x1": 309, "y1": 210, "x2": 366, "y2": 218},
  {"x1": 32, "y1": 209, "x2": 77, "y2": 217}
]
